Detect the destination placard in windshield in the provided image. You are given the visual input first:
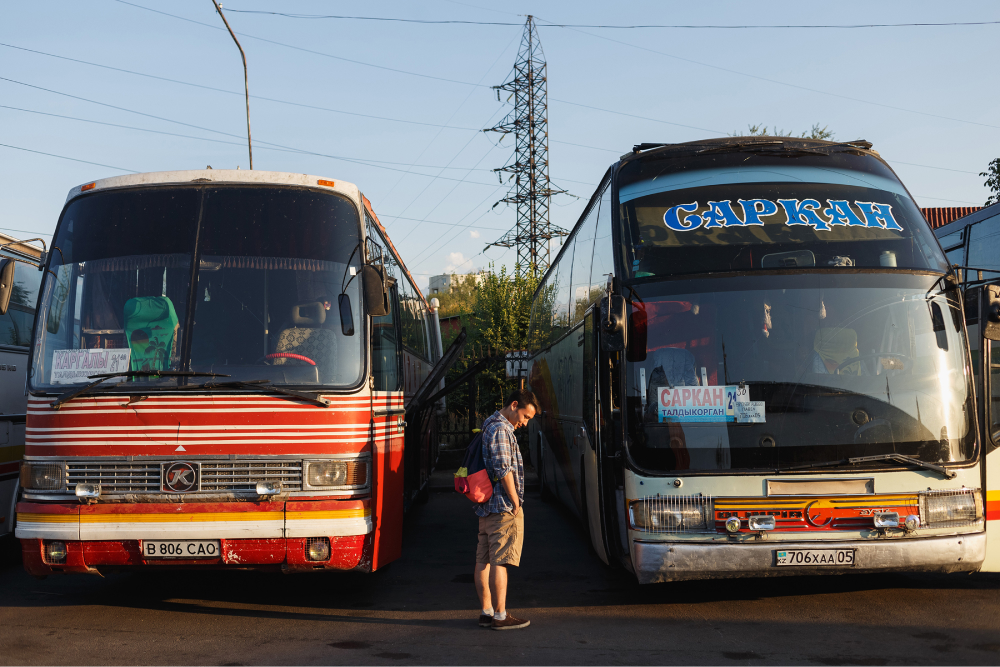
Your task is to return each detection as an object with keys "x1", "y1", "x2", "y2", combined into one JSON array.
[{"x1": 620, "y1": 169, "x2": 949, "y2": 277}]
